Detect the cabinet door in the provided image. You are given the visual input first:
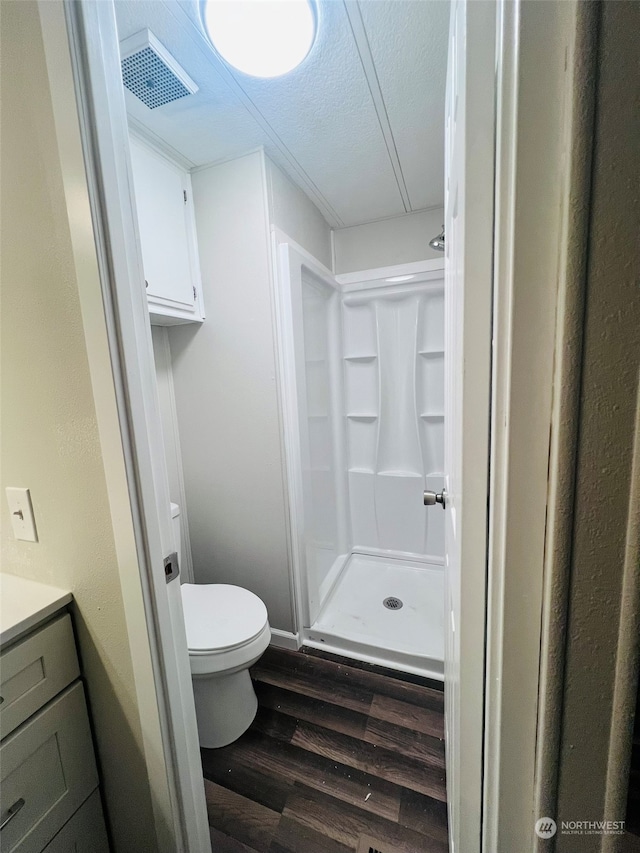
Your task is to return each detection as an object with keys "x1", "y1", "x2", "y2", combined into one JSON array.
[
  {"x1": 129, "y1": 137, "x2": 196, "y2": 314},
  {"x1": 42, "y1": 791, "x2": 109, "y2": 853},
  {"x1": 0, "y1": 683, "x2": 98, "y2": 853},
  {"x1": 0, "y1": 615, "x2": 79, "y2": 739}
]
